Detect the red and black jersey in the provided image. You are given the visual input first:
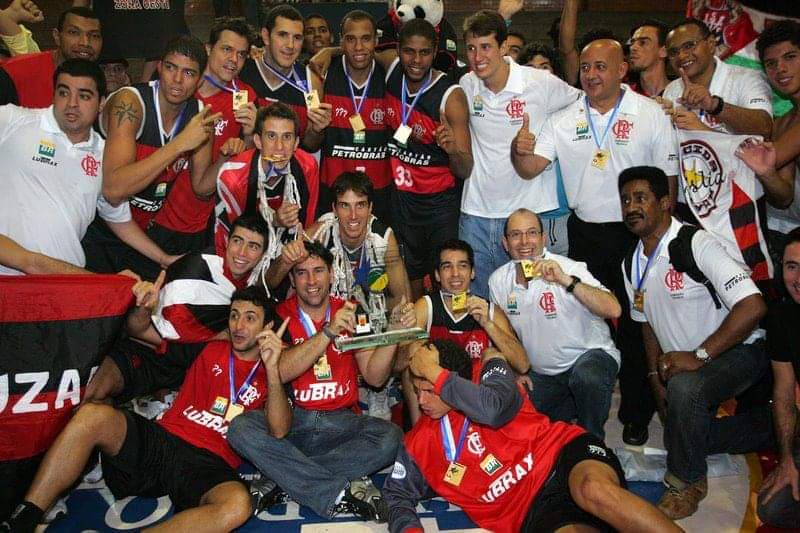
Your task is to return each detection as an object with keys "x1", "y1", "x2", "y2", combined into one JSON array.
[
  {"x1": 0, "y1": 51, "x2": 56, "y2": 108},
  {"x1": 214, "y1": 148, "x2": 320, "y2": 255},
  {"x1": 320, "y1": 57, "x2": 391, "y2": 189},
  {"x1": 195, "y1": 79, "x2": 257, "y2": 162},
  {"x1": 276, "y1": 296, "x2": 359, "y2": 411},
  {"x1": 376, "y1": 14, "x2": 459, "y2": 75},
  {"x1": 239, "y1": 57, "x2": 309, "y2": 137},
  {"x1": 425, "y1": 292, "x2": 493, "y2": 378},
  {"x1": 159, "y1": 340, "x2": 268, "y2": 469}
]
